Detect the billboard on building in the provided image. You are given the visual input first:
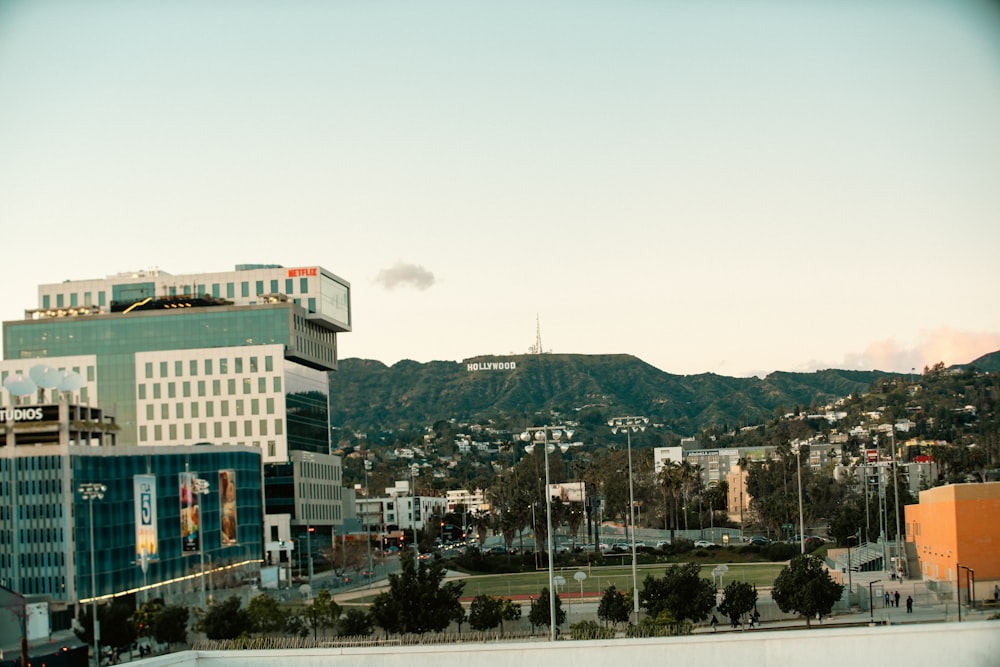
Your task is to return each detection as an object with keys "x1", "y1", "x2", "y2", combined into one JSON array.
[
  {"x1": 134, "y1": 474, "x2": 159, "y2": 561},
  {"x1": 179, "y1": 472, "x2": 201, "y2": 553},
  {"x1": 549, "y1": 481, "x2": 585, "y2": 503},
  {"x1": 219, "y1": 469, "x2": 238, "y2": 546}
]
